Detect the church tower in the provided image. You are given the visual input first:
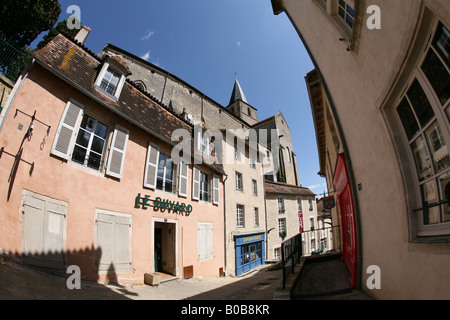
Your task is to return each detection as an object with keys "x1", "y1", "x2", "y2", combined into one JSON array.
[{"x1": 225, "y1": 78, "x2": 258, "y2": 125}]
